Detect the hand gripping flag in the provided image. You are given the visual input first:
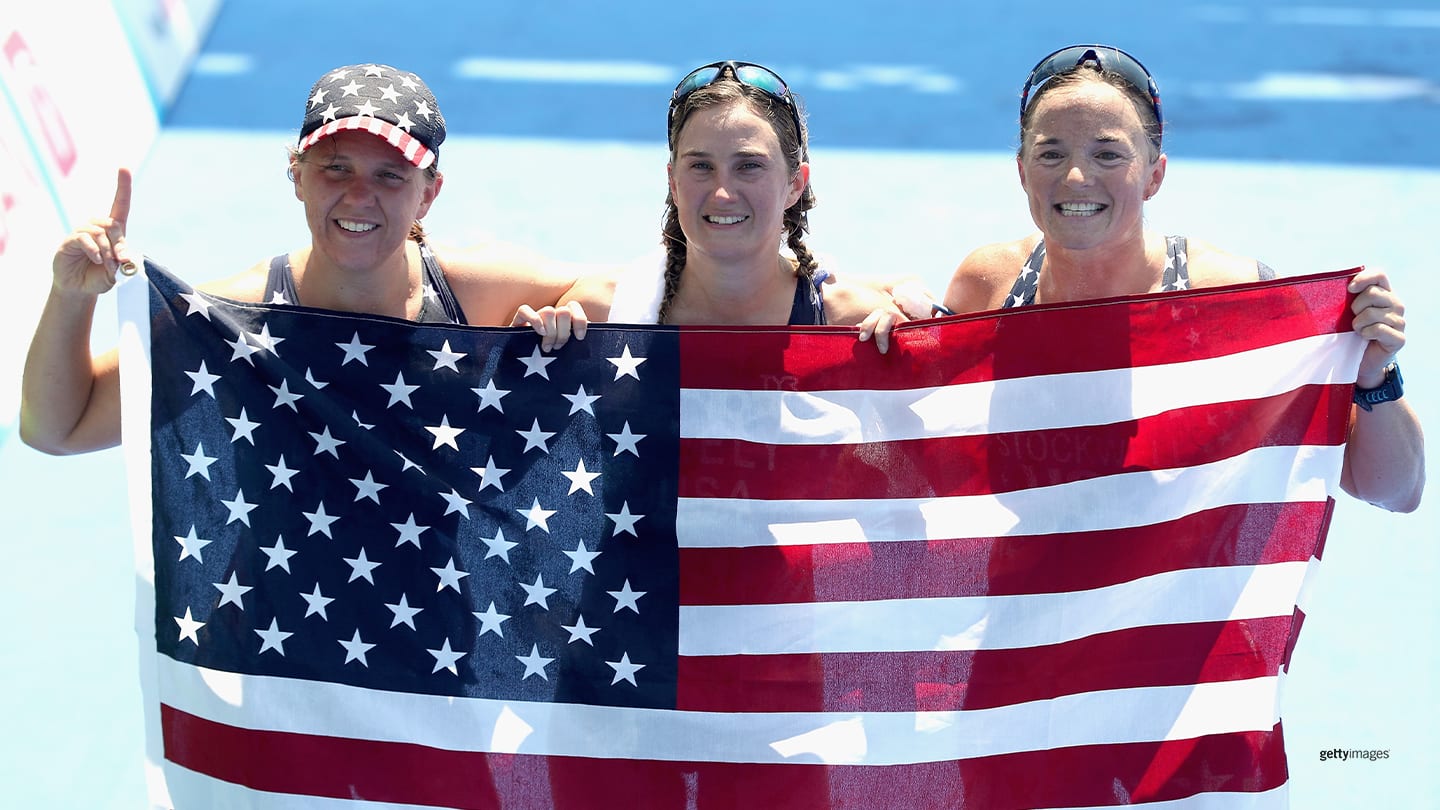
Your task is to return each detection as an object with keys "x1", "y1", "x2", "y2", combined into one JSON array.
[{"x1": 118, "y1": 261, "x2": 1365, "y2": 809}]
